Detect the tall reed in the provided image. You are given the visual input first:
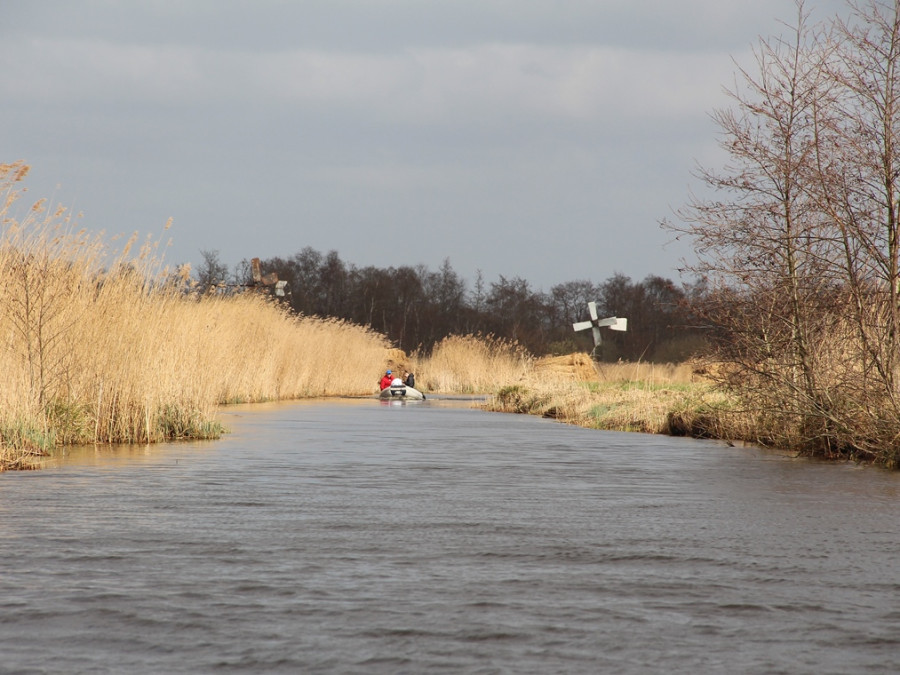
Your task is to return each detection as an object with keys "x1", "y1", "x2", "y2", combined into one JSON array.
[
  {"x1": 415, "y1": 334, "x2": 534, "y2": 393},
  {"x1": 0, "y1": 162, "x2": 389, "y2": 469}
]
